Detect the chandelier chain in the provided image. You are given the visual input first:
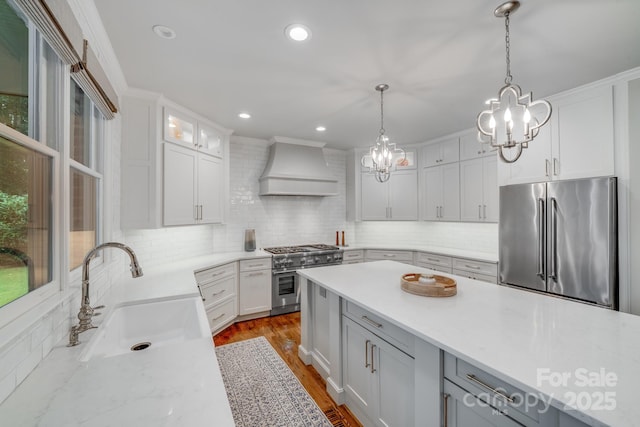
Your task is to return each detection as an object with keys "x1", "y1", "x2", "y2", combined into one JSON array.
[
  {"x1": 379, "y1": 88, "x2": 385, "y2": 135},
  {"x1": 504, "y1": 11, "x2": 512, "y2": 84}
]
